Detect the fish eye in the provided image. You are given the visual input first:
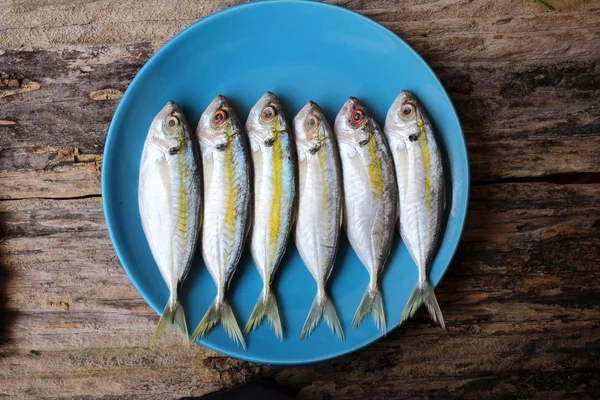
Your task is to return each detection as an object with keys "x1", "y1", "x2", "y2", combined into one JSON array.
[
  {"x1": 400, "y1": 104, "x2": 415, "y2": 120},
  {"x1": 306, "y1": 115, "x2": 318, "y2": 130},
  {"x1": 212, "y1": 110, "x2": 228, "y2": 127},
  {"x1": 165, "y1": 116, "x2": 180, "y2": 129},
  {"x1": 261, "y1": 106, "x2": 276, "y2": 122},
  {"x1": 350, "y1": 109, "x2": 364, "y2": 127}
]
